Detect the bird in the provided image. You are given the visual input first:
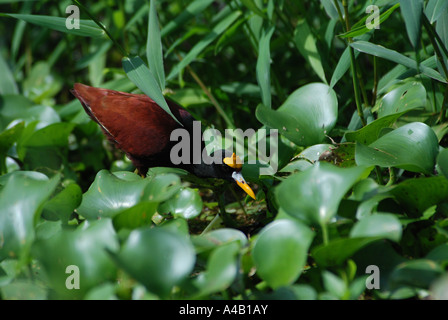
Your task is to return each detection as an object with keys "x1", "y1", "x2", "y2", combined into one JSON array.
[{"x1": 71, "y1": 83, "x2": 256, "y2": 200}]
